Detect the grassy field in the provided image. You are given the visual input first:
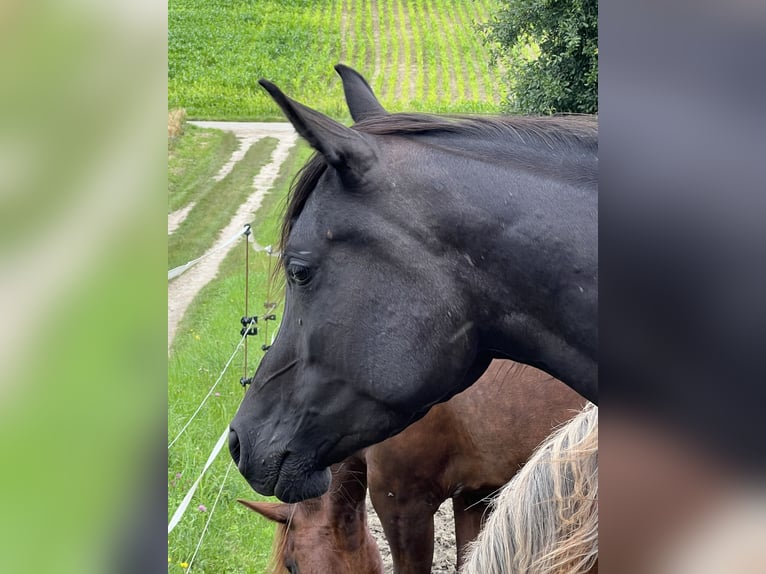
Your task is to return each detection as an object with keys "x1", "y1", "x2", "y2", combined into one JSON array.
[
  {"x1": 169, "y1": 0, "x2": 504, "y2": 120},
  {"x1": 168, "y1": 136, "x2": 279, "y2": 270},
  {"x1": 168, "y1": 124, "x2": 239, "y2": 213},
  {"x1": 168, "y1": 118, "x2": 313, "y2": 571}
]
